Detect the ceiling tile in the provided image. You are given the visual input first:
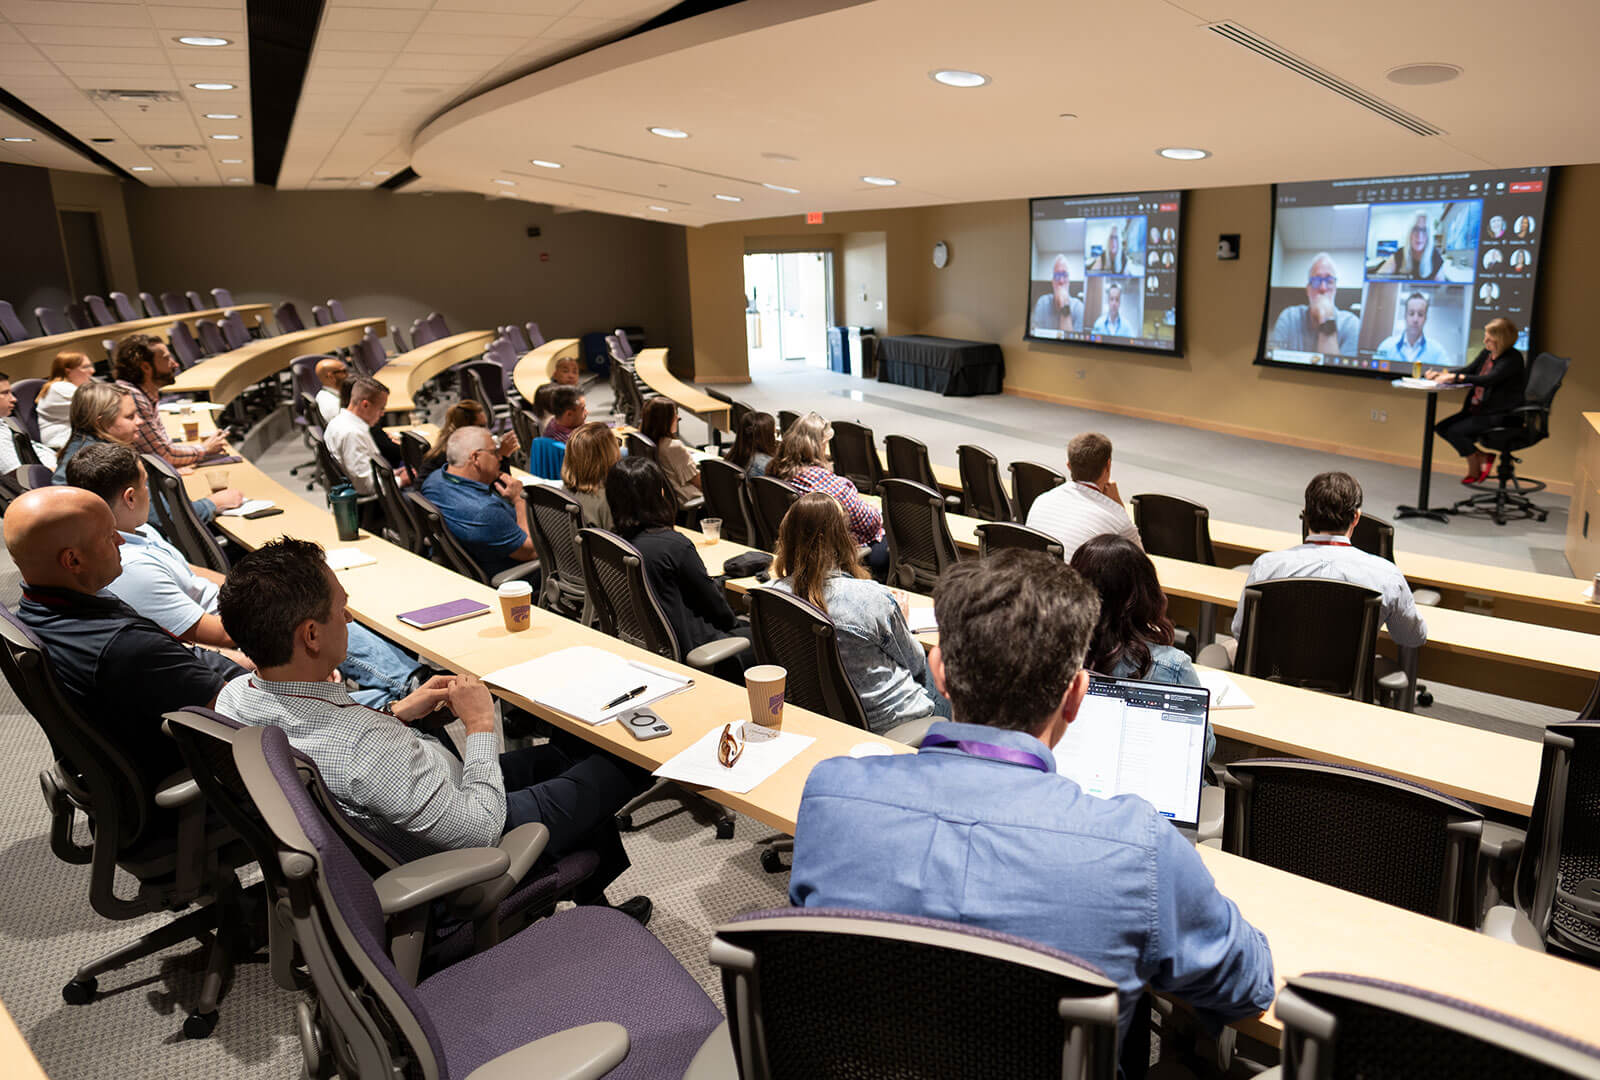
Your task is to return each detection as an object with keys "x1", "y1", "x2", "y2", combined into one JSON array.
[
  {"x1": 145, "y1": 5, "x2": 244, "y2": 29},
  {"x1": 320, "y1": 6, "x2": 425, "y2": 31},
  {"x1": 415, "y1": 10, "x2": 555, "y2": 37},
  {"x1": 394, "y1": 51, "x2": 504, "y2": 71},
  {"x1": 399, "y1": 31, "x2": 517, "y2": 54},
  {"x1": 541, "y1": 14, "x2": 633, "y2": 40},
  {"x1": 38, "y1": 43, "x2": 171, "y2": 63},
  {"x1": 309, "y1": 48, "x2": 394, "y2": 69},
  {"x1": 18, "y1": 24, "x2": 160, "y2": 46},
  {"x1": 0, "y1": 0, "x2": 150, "y2": 24}
]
